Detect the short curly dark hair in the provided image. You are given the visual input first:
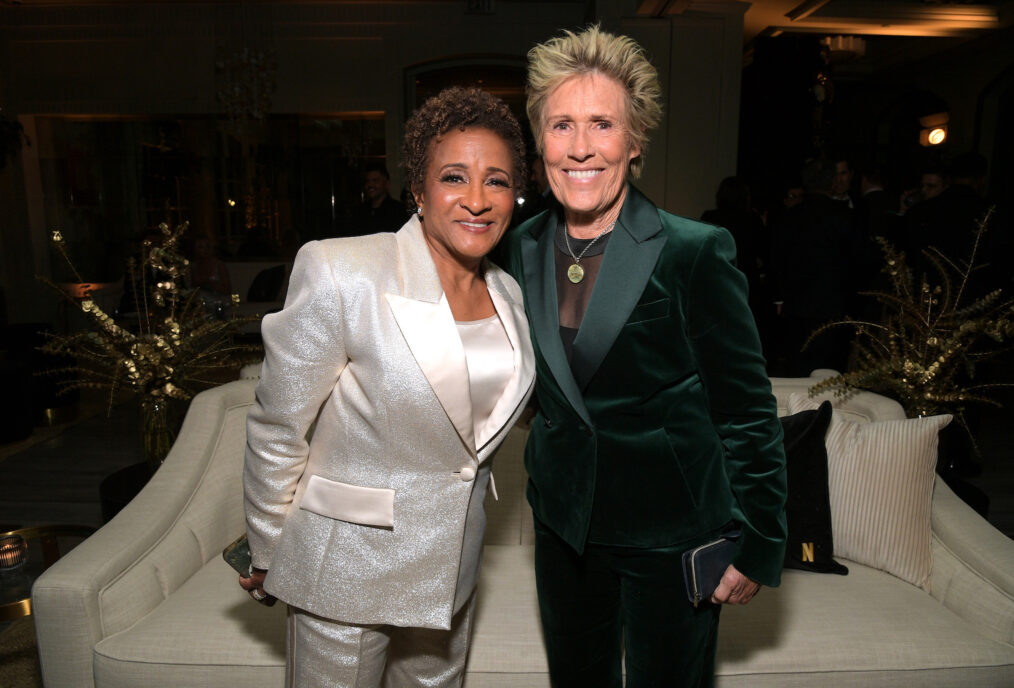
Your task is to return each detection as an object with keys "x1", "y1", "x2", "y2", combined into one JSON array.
[{"x1": 402, "y1": 87, "x2": 527, "y2": 211}]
